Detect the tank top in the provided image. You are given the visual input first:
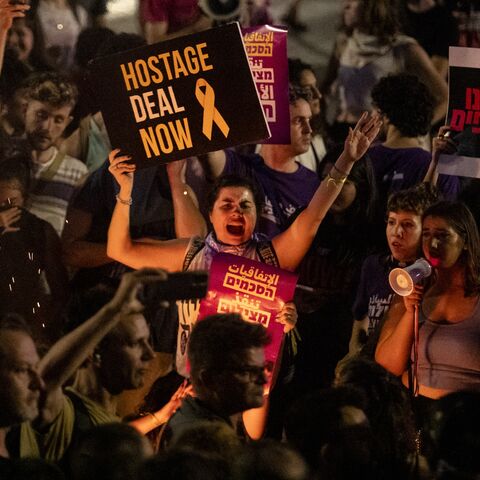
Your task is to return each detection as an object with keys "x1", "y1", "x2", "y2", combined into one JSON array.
[{"x1": 417, "y1": 298, "x2": 480, "y2": 391}]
